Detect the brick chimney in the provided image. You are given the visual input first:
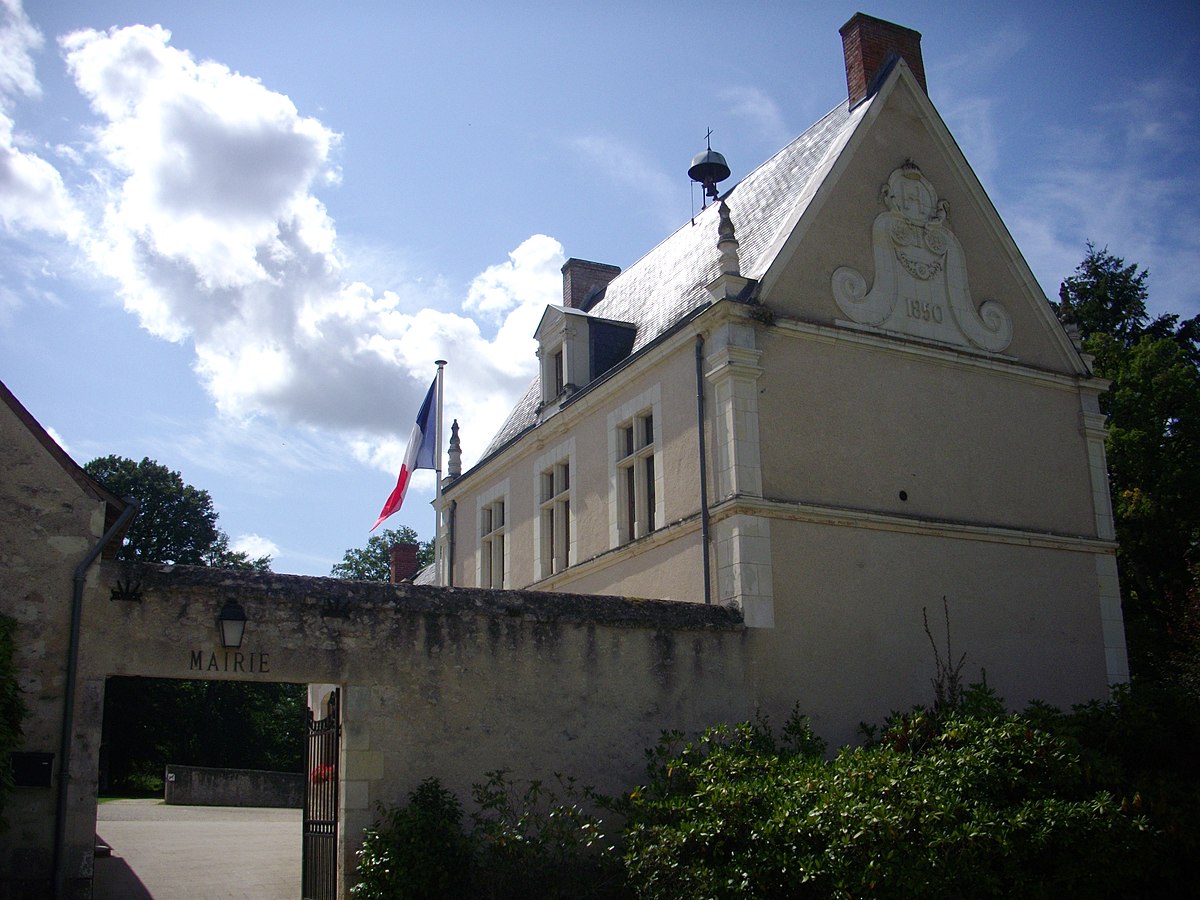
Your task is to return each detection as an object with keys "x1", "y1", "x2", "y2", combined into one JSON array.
[
  {"x1": 389, "y1": 542, "x2": 420, "y2": 583},
  {"x1": 561, "y1": 258, "x2": 620, "y2": 311},
  {"x1": 839, "y1": 13, "x2": 926, "y2": 108}
]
